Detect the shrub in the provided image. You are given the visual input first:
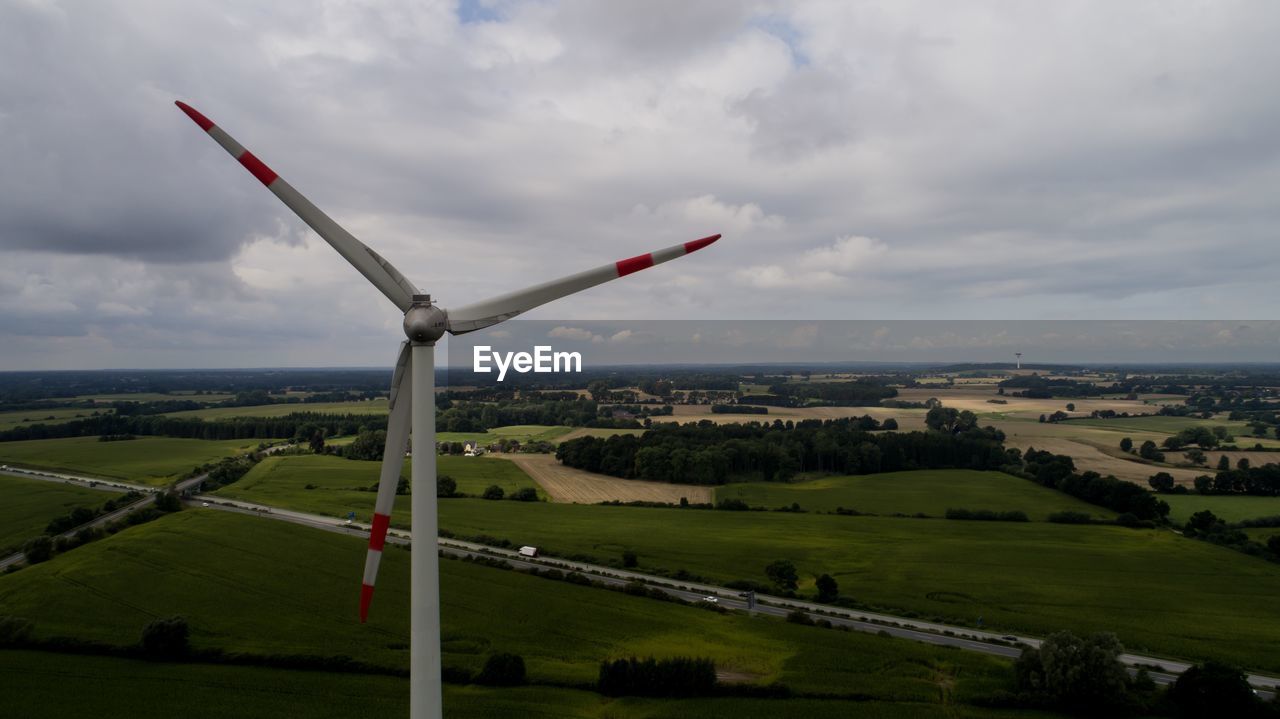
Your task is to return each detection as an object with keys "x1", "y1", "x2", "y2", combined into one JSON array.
[
  {"x1": 786, "y1": 610, "x2": 814, "y2": 626},
  {"x1": 508, "y1": 487, "x2": 538, "y2": 502},
  {"x1": 22, "y1": 536, "x2": 54, "y2": 564},
  {"x1": 436, "y1": 475, "x2": 457, "y2": 497},
  {"x1": 598, "y1": 656, "x2": 716, "y2": 697},
  {"x1": 481, "y1": 485, "x2": 505, "y2": 500},
  {"x1": 476, "y1": 653, "x2": 526, "y2": 686},
  {"x1": 1047, "y1": 511, "x2": 1092, "y2": 524},
  {"x1": 141, "y1": 616, "x2": 190, "y2": 659}
]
